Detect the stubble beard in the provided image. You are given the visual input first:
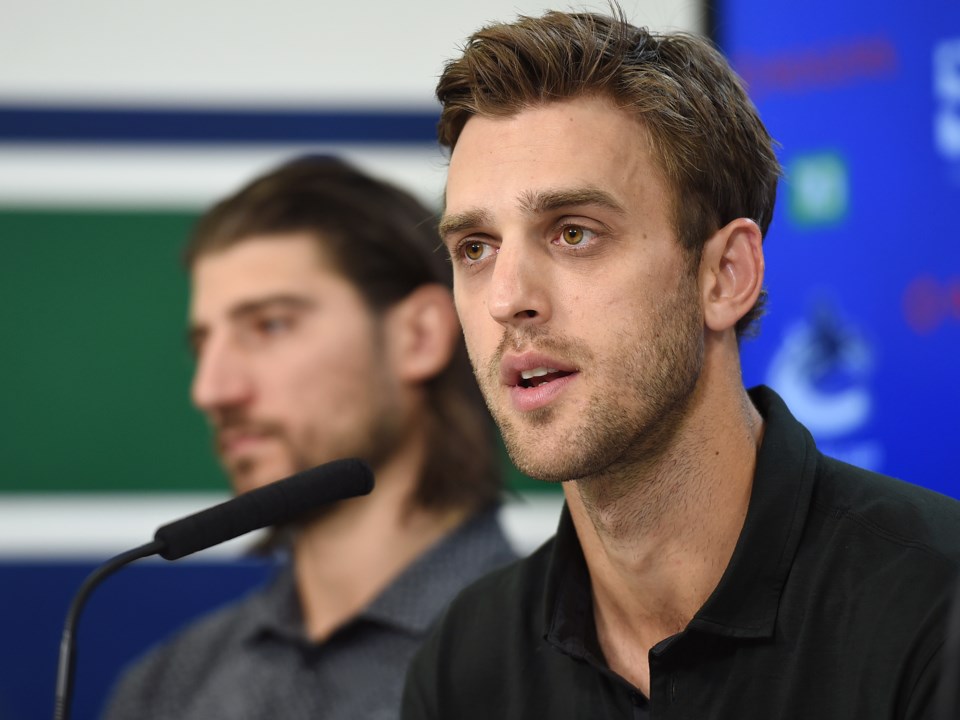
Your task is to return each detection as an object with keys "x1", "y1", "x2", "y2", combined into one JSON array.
[
  {"x1": 217, "y1": 374, "x2": 407, "y2": 505},
  {"x1": 473, "y1": 274, "x2": 704, "y2": 487}
]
